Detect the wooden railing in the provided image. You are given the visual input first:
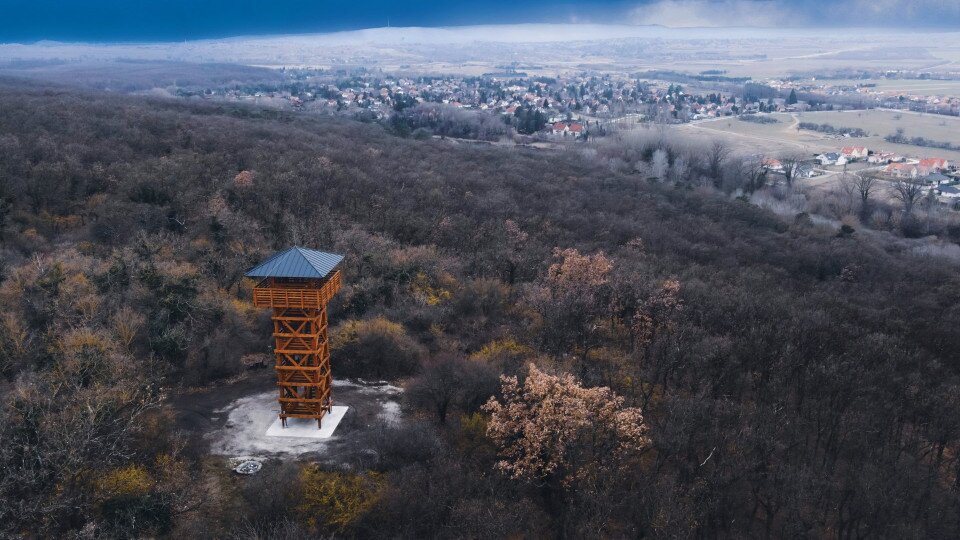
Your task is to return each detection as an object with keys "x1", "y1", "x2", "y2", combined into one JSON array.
[{"x1": 252, "y1": 271, "x2": 342, "y2": 309}]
